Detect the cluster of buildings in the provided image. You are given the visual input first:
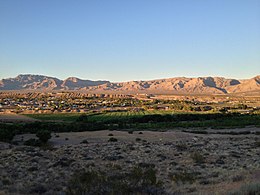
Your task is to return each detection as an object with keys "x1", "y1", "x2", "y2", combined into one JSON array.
[
  {"x1": 0, "y1": 92, "x2": 140, "y2": 114},
  {"x1": 0, "y1": 92, "x2": 259, "y2": 114}
]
